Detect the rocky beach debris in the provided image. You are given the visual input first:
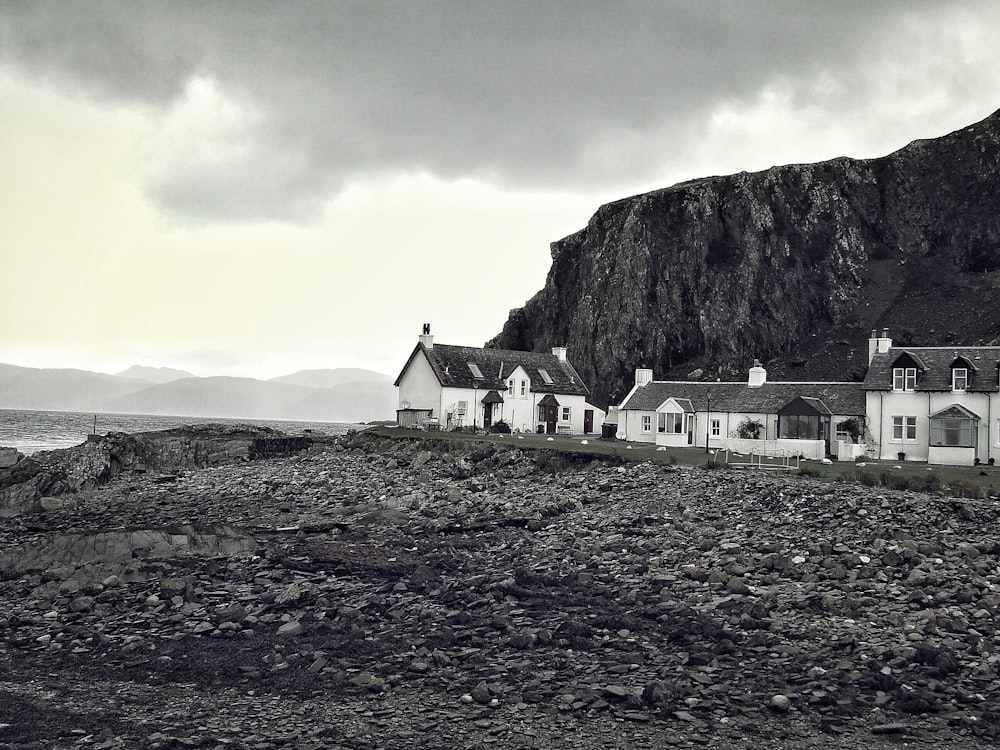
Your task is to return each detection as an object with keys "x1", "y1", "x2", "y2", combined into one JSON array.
[{"x1": 1, "y1": 426, "x2": 999, "y2": 748}]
